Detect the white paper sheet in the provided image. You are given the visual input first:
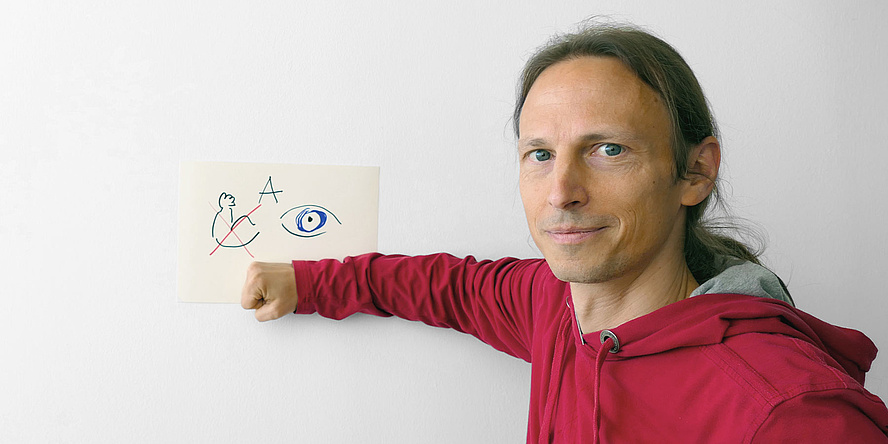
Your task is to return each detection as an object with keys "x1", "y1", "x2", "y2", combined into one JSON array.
[{"x1": 177, "y1": 161, "x2": 379, "y2": 303}]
